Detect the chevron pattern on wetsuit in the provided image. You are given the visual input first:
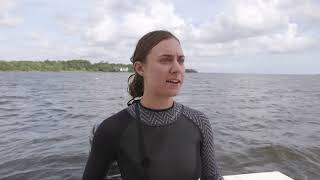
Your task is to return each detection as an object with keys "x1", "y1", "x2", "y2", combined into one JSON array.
[{"x1": 126, "y1": 101, "x2": 183, "y2": 126}]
